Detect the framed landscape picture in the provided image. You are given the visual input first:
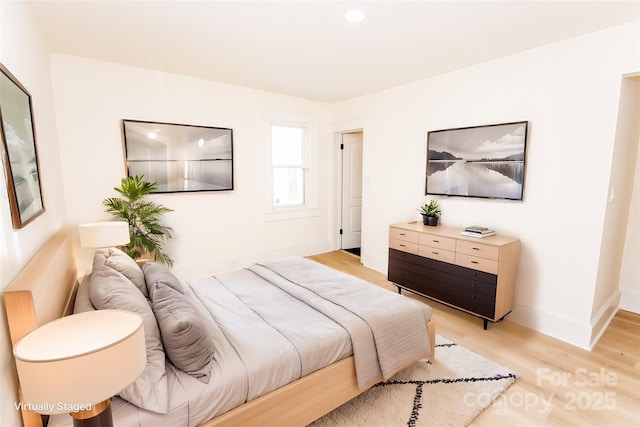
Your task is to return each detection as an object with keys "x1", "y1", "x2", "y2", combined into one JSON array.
[
  {"x1": 426, "y1": 121, "x2": 528, "y2": 200},
  {"x1": 0, "y1": 64, "x2": 45, "y2": 228}
]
